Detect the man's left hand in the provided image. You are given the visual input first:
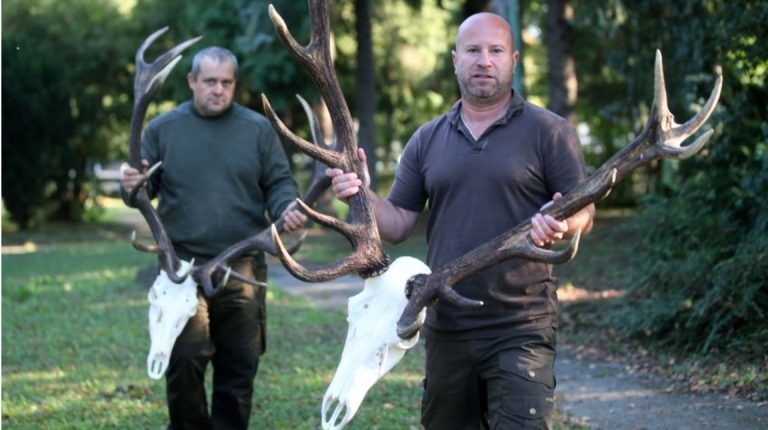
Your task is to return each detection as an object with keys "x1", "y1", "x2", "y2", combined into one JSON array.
[
  {"x1": 282, "y1": 205, "x2": 308, "y2": 233},
  {"x1": 530, "y1": 192, "x2": 568, "y2": 247}
]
